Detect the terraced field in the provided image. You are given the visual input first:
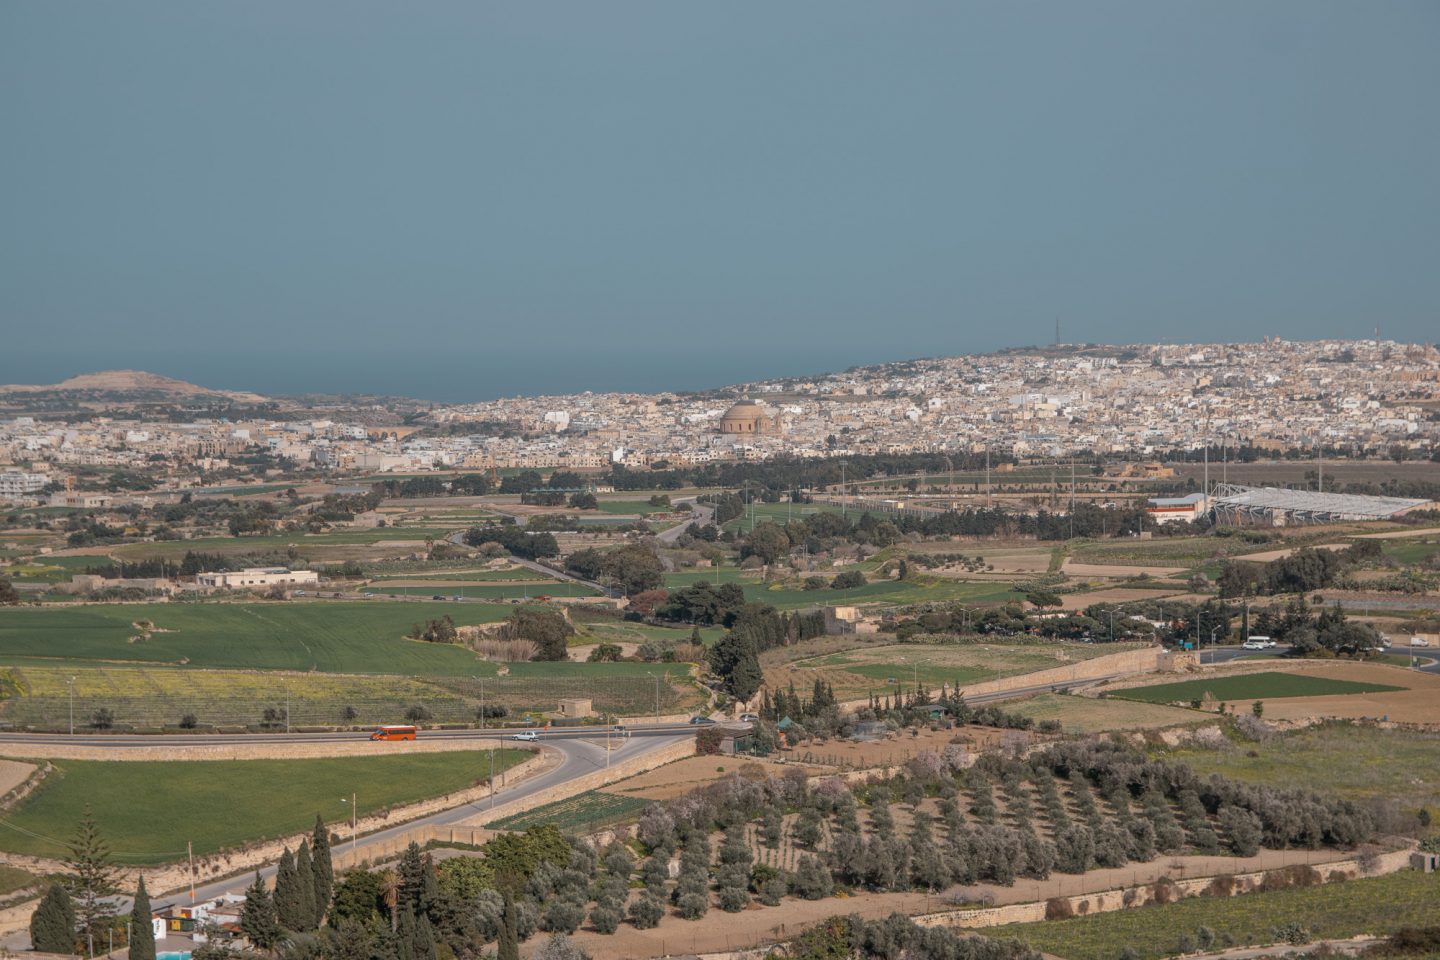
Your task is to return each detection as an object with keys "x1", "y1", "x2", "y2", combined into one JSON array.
[
  {"x1": 0, "y1": 661, "x2": 703, "y2": 731},
  {"x1": 488, "y1": 790, "x2": 648, "y2": 831},
  {"x1": 360, "y1": 584, "x2": 595, "y2": 599}
]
